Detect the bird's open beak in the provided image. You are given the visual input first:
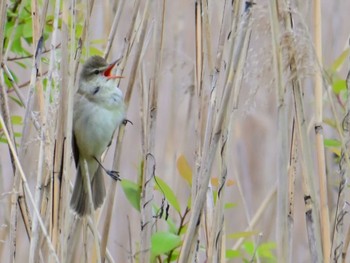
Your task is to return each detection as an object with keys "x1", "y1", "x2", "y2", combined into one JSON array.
[{"x1": 103, "y1": 60, "x2": 123, "y2": 79}]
